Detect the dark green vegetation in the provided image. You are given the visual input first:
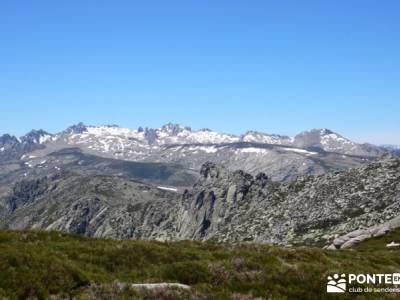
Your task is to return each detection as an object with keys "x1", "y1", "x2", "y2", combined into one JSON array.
[{"x1": 1, "y1": 230, "x2": 400, "y2": 299}]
